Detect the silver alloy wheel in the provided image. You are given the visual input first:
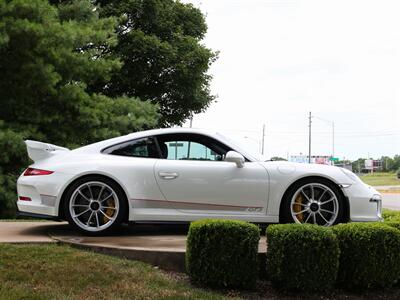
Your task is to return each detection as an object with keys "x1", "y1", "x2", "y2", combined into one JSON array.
[
  {"x1": 290, "y1": 183, "x2": 339, "y2": 226},
  {"x1": 69, "y1": 181, "x2": 120, "y2": 232}
]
